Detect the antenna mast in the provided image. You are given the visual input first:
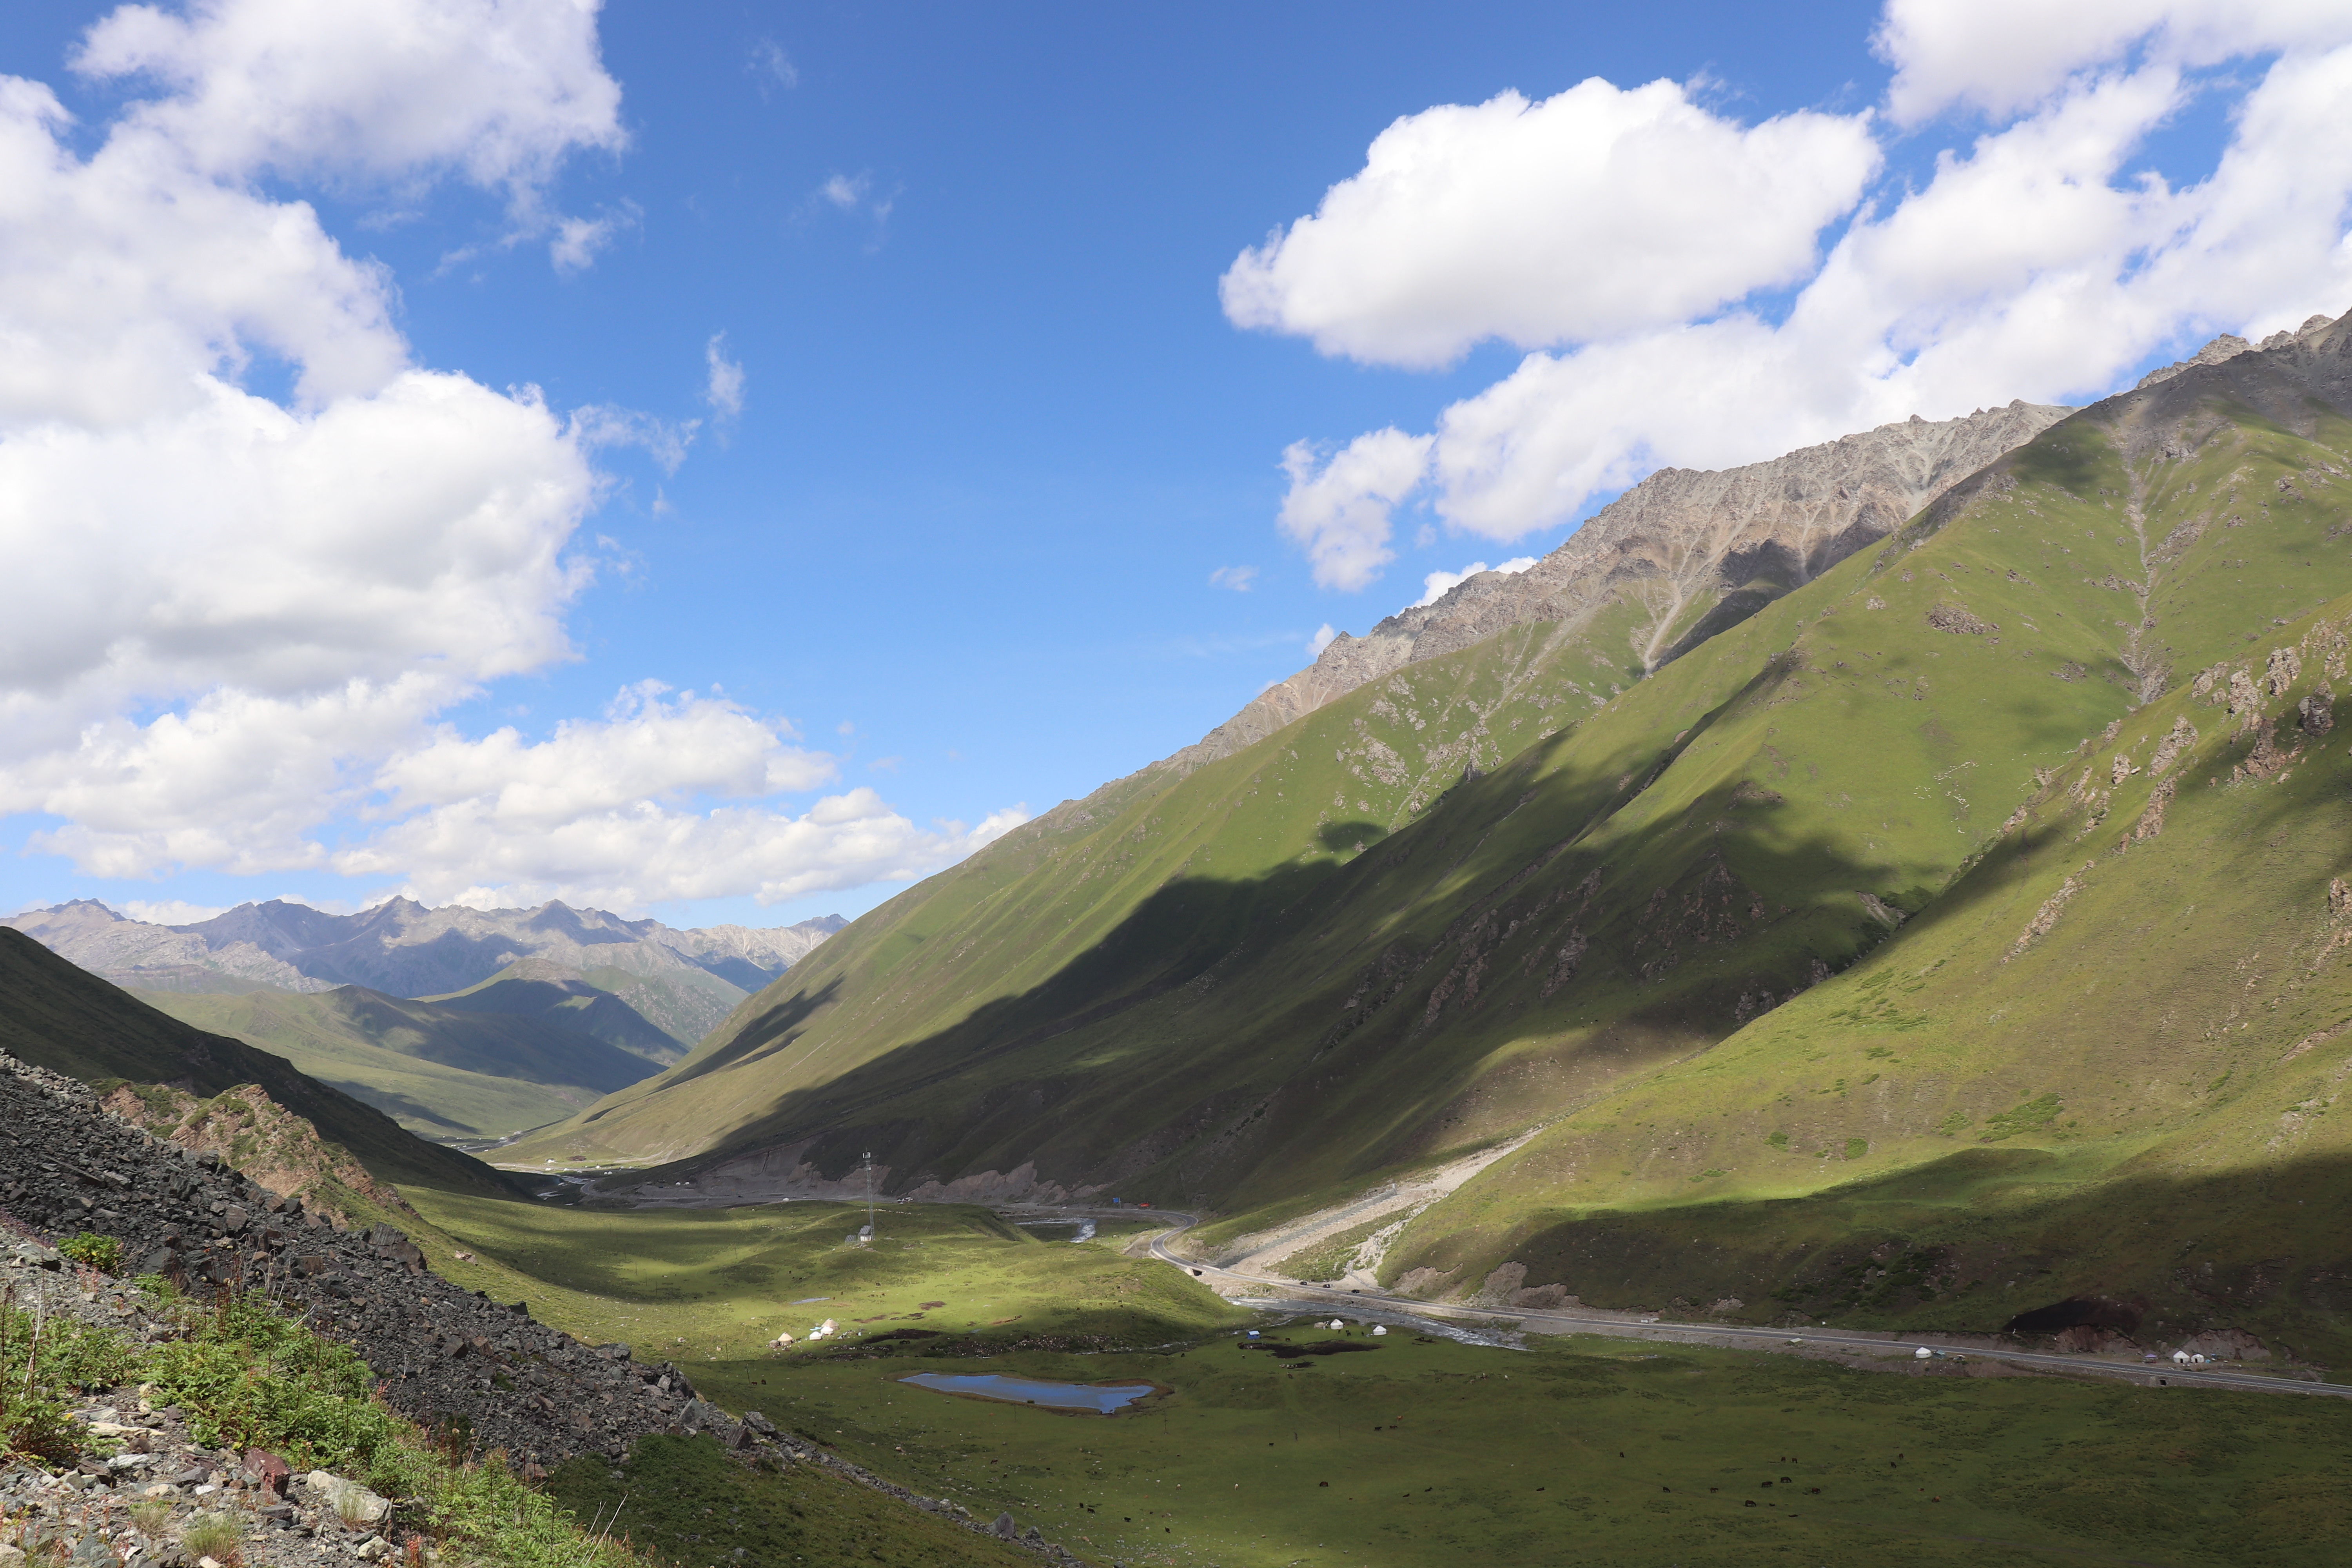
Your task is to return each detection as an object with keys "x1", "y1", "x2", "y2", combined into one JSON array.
[{"x1": 865, "y1": 1150, "x2": 875, "y2": 1243}]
